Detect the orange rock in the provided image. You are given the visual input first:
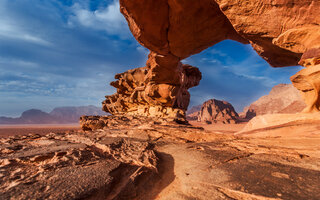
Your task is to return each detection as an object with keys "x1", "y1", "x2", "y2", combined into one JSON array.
[
  {"x1": 102, "y1": 52, "x2": 201, "y2": 121},
  {"x1": 291, "y1": 49, "x2": 320, "y2": 113},
  {"x1": 104, "y1": 0, "x2": 320, "y2": 120},
  {"x1": 120, "y1": 0, "x2": 320, "y2": 67}
]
